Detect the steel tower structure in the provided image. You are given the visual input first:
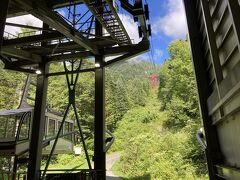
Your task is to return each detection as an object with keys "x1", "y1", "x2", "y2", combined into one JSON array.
[{"x1": 0, "y1": 0, "x2": 150, "y2": 179}]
